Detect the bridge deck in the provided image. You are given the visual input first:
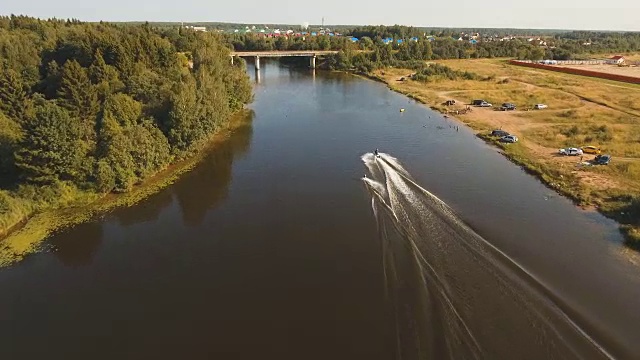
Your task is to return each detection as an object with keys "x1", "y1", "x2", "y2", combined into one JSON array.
[{"x1": 231, "y1": 51, "x2": 338, "y2": 57}]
